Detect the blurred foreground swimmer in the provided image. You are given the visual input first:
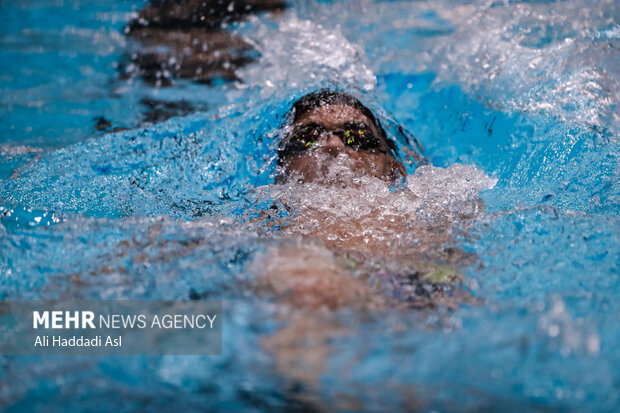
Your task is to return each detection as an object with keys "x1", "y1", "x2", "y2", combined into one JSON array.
[{"x1": 276, "y1": 90, "x2": 407, "y2": 184}]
